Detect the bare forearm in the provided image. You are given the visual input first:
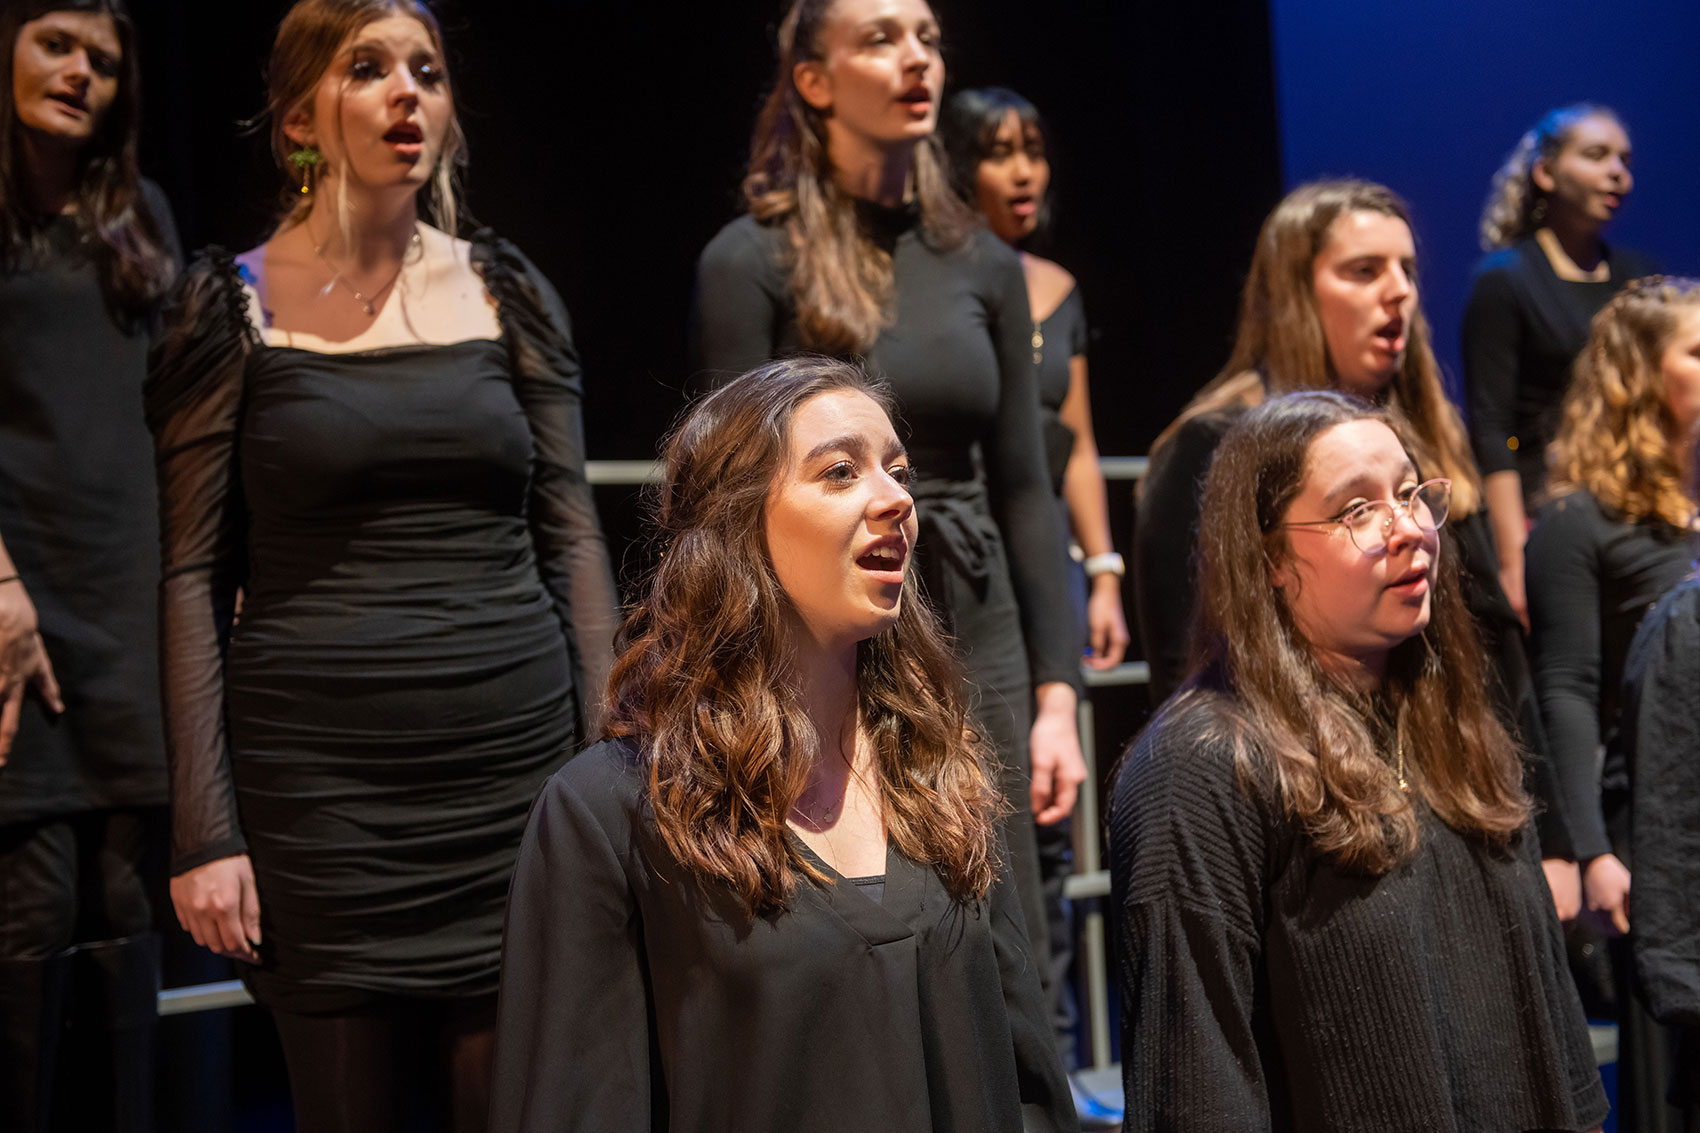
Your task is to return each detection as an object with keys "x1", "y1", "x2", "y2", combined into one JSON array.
[
  {"x1": 1062, "y1": 441, "x2": 1113, "y2": 556},
  {"x1": 1484, "y1": 471, "x2": 1527, "y2": 569}
]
